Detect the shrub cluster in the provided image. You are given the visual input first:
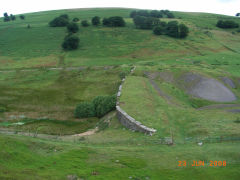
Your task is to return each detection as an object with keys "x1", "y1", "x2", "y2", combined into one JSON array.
[
  {"x1": 67, "y1": 22, "x2": 79, "y2": 33},
  {"x1": 133, "y1": 16, "x2": 160, "y2": 29},
  {"x1": 74, "y1": 95, "x2": 116, "y2": 118},
  {"x1": 48, "y1": 14, "x2": 80, "y2": 51},
  {"x1": 92, "y1": 16, "x2": 101, "y2": 26},
  {"x1": 62, "y1": 35, "x2": 80, "y2": 50},
  {"x1": 153, "y1": 21, "x2": 189, "y2": 38},
  {"x1": 130, "y1": 10, "x2": 175, "y2": 19},
  {"x1": 3, "y1": 13, "x2": 16, "y2": 22},
  {"x1": 102, "y1": 16, "x2": 126, "y2": 27},
  {"x1": 216, "y1": 20, "x2": 239, "y2": 29},
  {"x1": 49, "y1": 14, "x2": 69, "y2": 27}
]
